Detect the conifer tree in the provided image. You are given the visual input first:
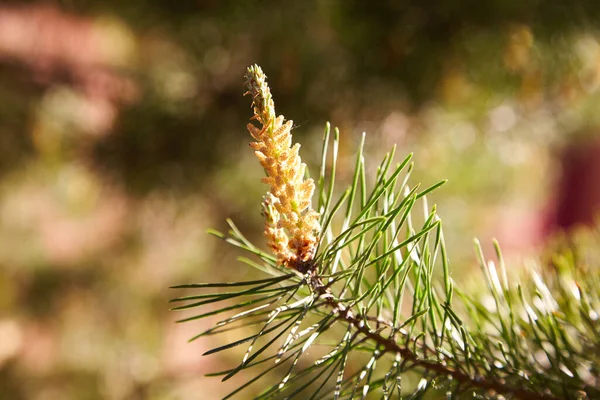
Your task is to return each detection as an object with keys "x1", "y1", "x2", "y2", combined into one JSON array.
[{"x1": 171, "y1": 65, "x2": 600, "y2": 399}]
